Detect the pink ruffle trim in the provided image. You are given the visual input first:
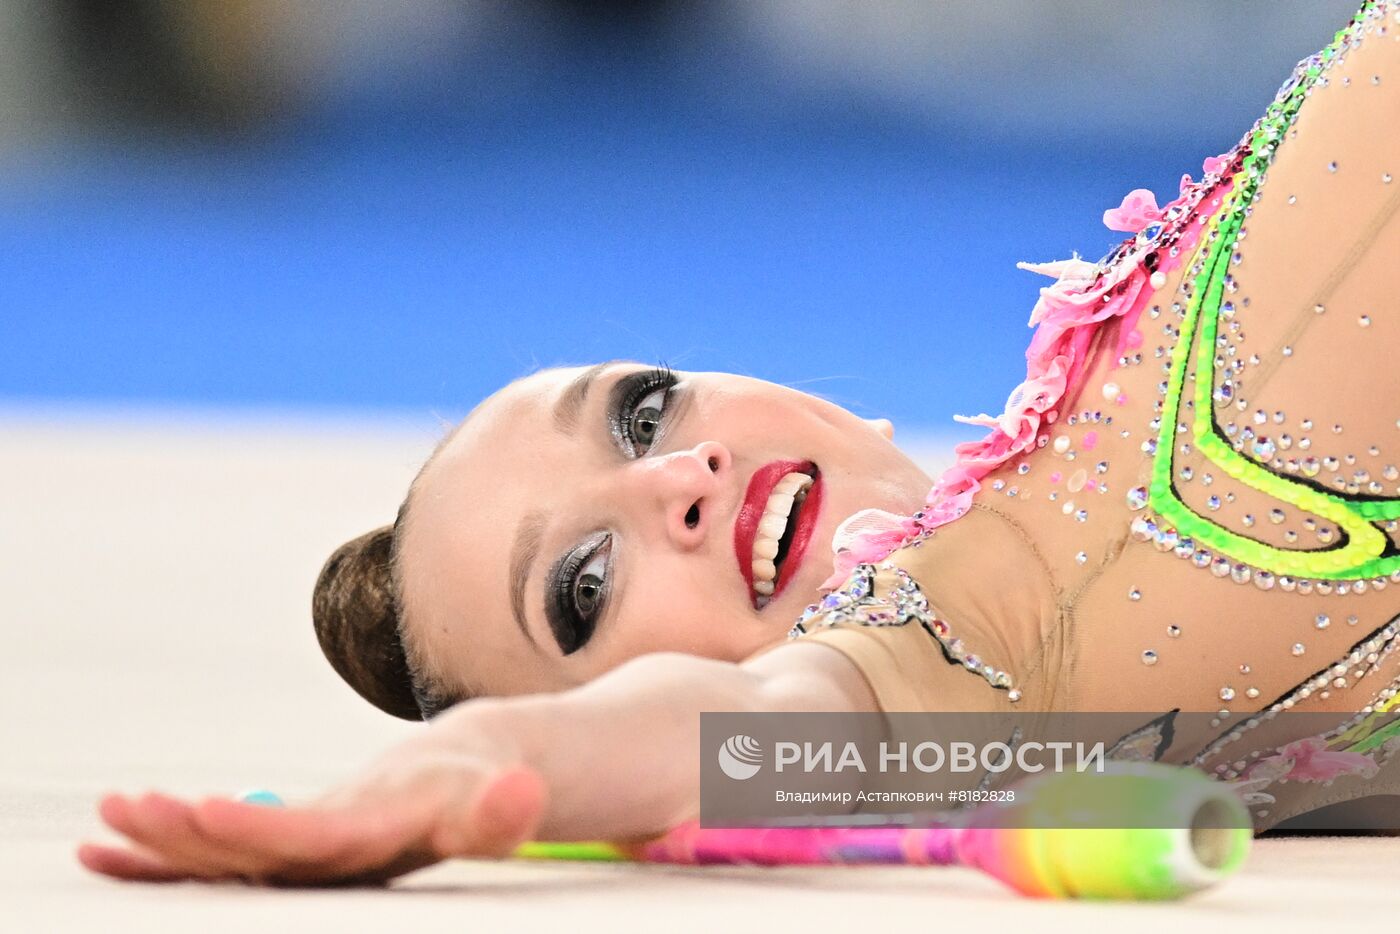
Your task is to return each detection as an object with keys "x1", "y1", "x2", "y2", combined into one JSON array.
[{"x1": 823, "y1": 154, "x2": 1237, "y2": 591}]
